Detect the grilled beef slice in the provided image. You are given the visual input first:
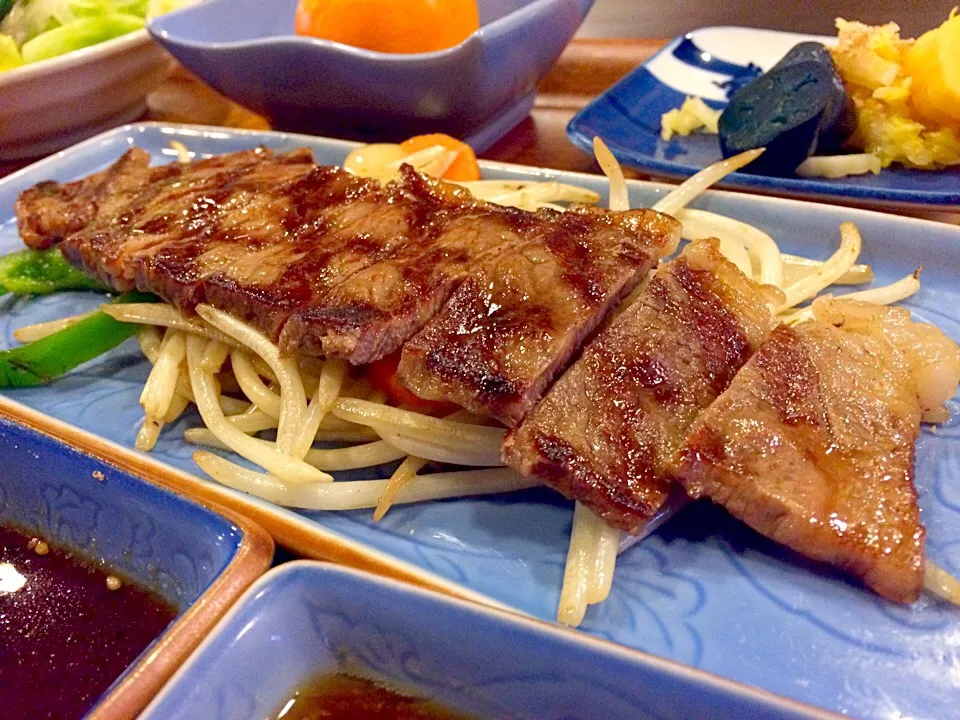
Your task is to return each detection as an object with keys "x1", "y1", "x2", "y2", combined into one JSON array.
[
  {"x1": 673, "y1": 319, "x2": 925, "y2": 602},
  {"x1": 16, "y1": 147, "x2": 311, "y2": 252},
  {"x1": 281, "y1": 168, "x2": 581, "y2": 363},
  {"x1": 502, "y1": 239, "x2": 780, "y2": 532},
  {"x1": 398, "y1": 205, "x2": 681, "y2": 426},
  {"x1": 53, "y1": 152, "x2": 439, "y2": 340},
  {"x1": 22, "y1": 150, "x2": 682, "y2": 373}
]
